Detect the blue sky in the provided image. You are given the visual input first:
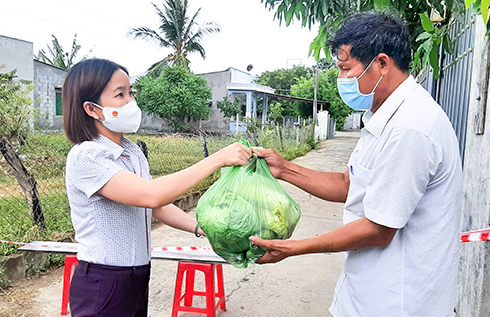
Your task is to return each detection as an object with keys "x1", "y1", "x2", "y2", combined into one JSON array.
[{"x1": 0, "y1": 0, "x2": 321, "y2": 77}]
